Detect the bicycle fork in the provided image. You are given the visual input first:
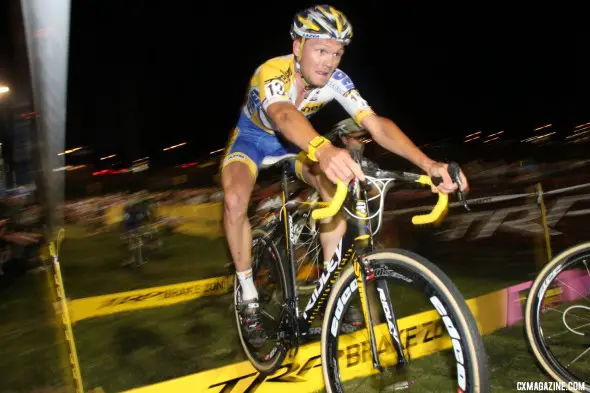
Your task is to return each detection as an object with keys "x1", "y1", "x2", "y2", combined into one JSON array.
[
  {"x1": 354, "y1": 258, "x2": 380, "y2": 370},
  {"x1": 375, "y1": 277, "x2": 408, "y2": 367},
  {"x1": 351, "y1": 175, "x2": 408, "y2": 371},
  {"x1": 355, "y1": 258, "x2": 408, "y2": 371}
]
